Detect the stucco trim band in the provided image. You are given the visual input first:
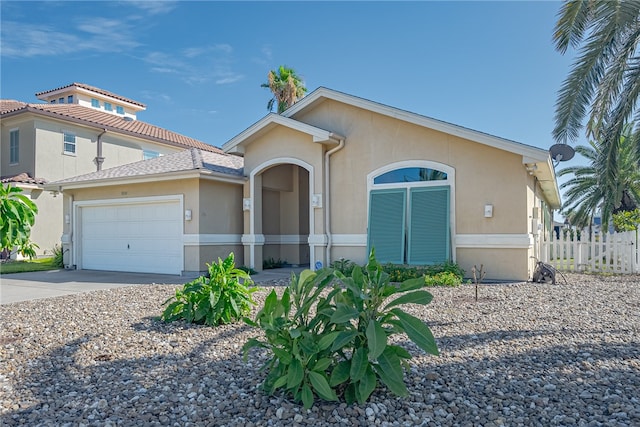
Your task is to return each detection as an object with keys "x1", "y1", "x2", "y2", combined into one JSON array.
[
  {"x1": 264, "y1": 235, "x2": 307, "y2": 245},
  {"x1": 455, "y1": 234, "x2": 533, "y2": 249},
  {"x1": 183, "y1": 234, "x2": 242, "y2": 246}
]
